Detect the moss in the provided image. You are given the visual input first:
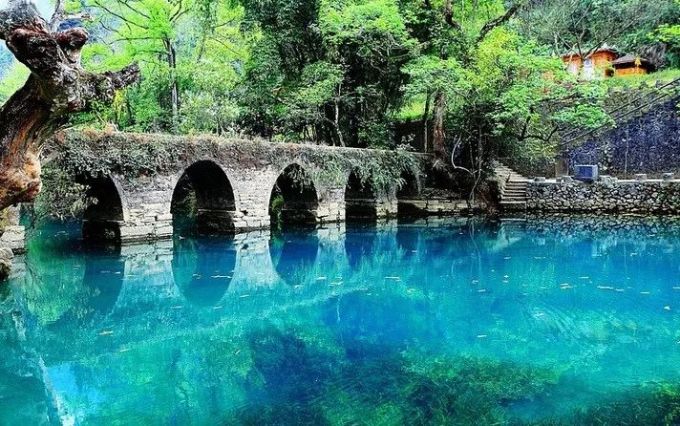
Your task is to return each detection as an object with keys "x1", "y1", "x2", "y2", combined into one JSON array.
[{"x1": 53, "y1": 130, "x2": 425, "y2": 196}]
